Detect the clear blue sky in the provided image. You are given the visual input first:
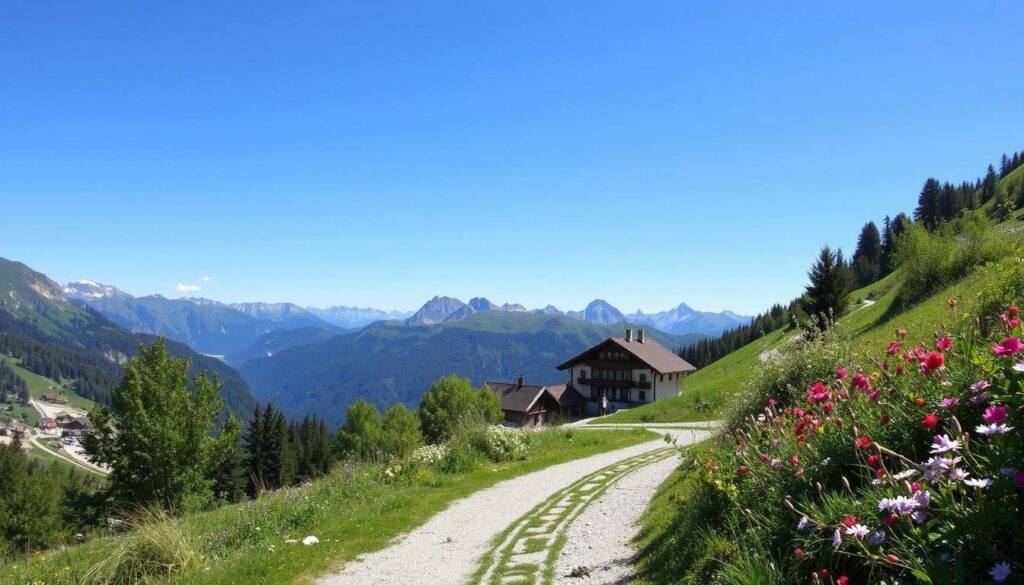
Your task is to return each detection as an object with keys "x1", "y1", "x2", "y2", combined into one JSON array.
[{"x1": 2, "y1": 2, "x2": 1022, "y2": 315}]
